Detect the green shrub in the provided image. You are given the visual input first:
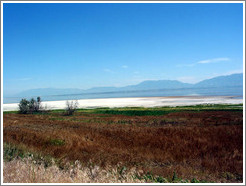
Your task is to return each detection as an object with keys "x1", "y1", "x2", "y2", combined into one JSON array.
[
  {"x1": 18, "y1": 97, "x2": 42, "y2": 114},
  {"x1": 19, "y1": 99, "x2": 30, "y2": 114},
  {"x1": 29, "y1": 98, "x2": 36, "y2": 113}
]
